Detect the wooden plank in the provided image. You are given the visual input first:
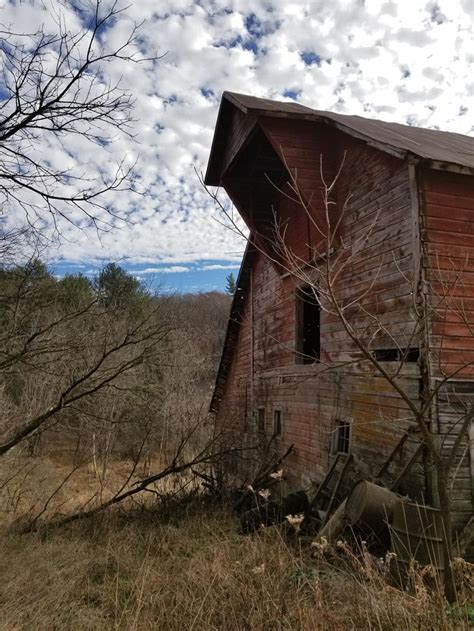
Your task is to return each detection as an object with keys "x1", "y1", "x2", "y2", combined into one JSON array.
[
  {"x1": 390, "y1": 443, "x2": 424, "y2": 491},
  {"x1": 376, "y1": 429, "x2": 415, "y2": 478},
  {"x1": 320, "y1": 454, "x2": 353, "y2": 527}
]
